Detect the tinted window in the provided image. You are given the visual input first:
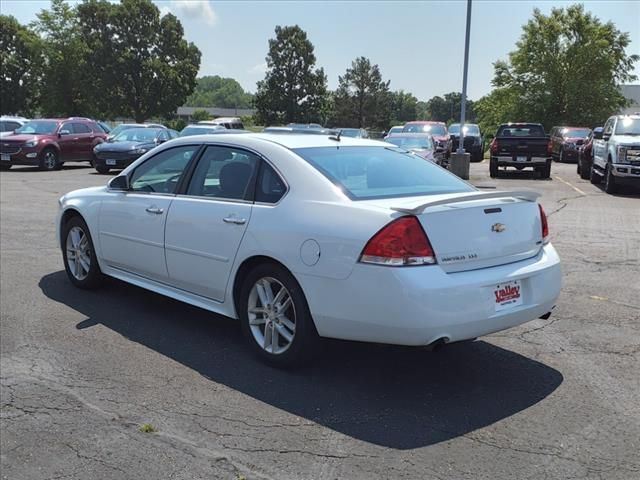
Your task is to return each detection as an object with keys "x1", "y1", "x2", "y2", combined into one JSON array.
[
  {"x1": 386, "y1": 136, "x2": 433, "y2": 150},
  {"x1": 614, "y1": 117, "x2": 640, "y2": 135},
  {"x1": 255, "y1": 162, "x2": 286, "y2": 203},
  {"x1": 114, "y1": 128, "x2": 160, "y2": 142},
  {"x1": 130, "y1": 146, "x2": 198, "y2": 194},
  {"x1": 186, "y1": 146, "x2": 258, "y2": 200},
  {"x1": 0, "y1": 121, "x2": 20, "y2": 132},
  {"x1": 449, "y1": 124, "x2": 480, "y2": 135},
  {"x1": 72, "y1": 123, "x2": 92, "y2": 134},
  {"x1": 294, "y1": 146, "x2": 473, "y2": 200},
  {"x1": 562, "y1": 128, "x2": 590, "y2": 138},
  {"x1": 497, "y1": 125, "x2": 545, "y2": 137}
]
